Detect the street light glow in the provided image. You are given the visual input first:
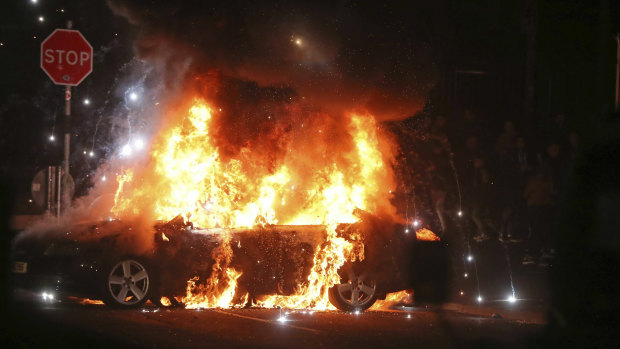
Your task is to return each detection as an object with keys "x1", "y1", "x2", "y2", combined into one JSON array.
[
  {"x1": 38, "y1": 16, "x2": 44, "y2": 22},
  {"x1": 507, "y1": 295, "x2": 517, "y2": 303},
  {"x1": 83, "y1": 98, "x2": 90, "y2": 105},
  {"x1": 49, "y1": 135, "x2": 55, "y2": 141},
  {"x1": 129, "y1": 92, "x2": 138, "y2": 101}
]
